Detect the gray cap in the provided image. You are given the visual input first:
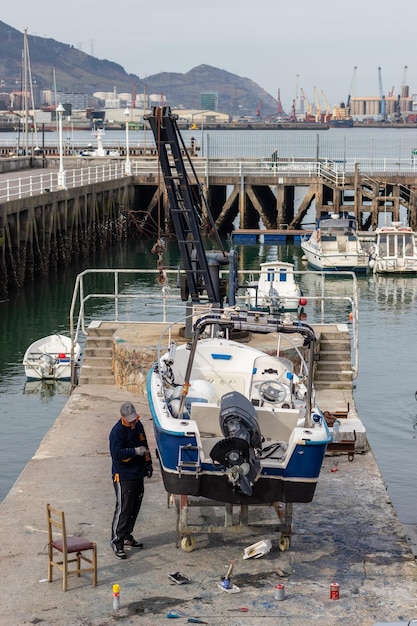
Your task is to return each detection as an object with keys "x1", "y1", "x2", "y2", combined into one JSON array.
[{"x1": 120, "y1": 401, "x2": 137, "y2": 422}]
